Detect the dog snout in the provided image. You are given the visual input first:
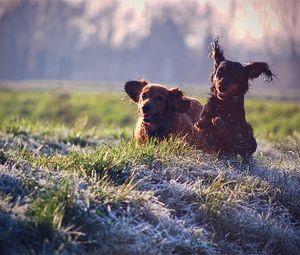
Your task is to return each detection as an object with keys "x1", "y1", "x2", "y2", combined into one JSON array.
[{"x1": 142, "y1": 104, "x2": 151, "y2": 113}]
